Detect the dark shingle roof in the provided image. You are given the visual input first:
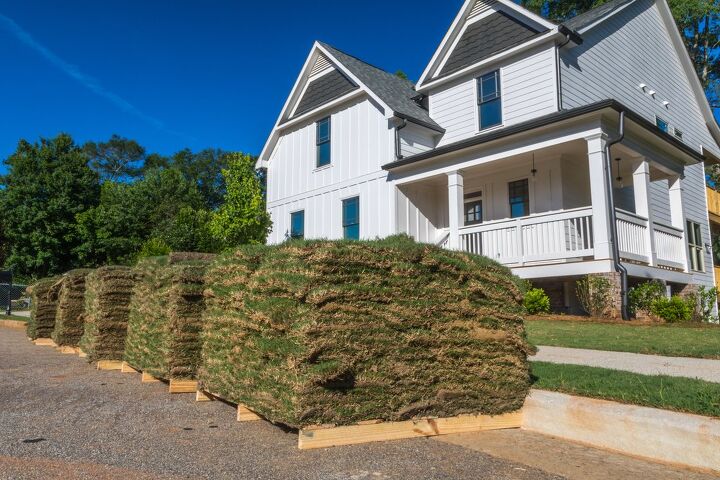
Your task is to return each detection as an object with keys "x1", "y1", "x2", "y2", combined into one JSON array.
[
  {"x1": 439, "y1": 11, "x2": 546, "y2": 78},
  {"x1": 562, "y1": 0, "x2": 636, "y2": 31},
  {"x1": 319, "y1": 42, "x2": 444, "y2": 132},
  {"x1": 293, "y1": 69, "x2": 358, "y2": 118}
]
